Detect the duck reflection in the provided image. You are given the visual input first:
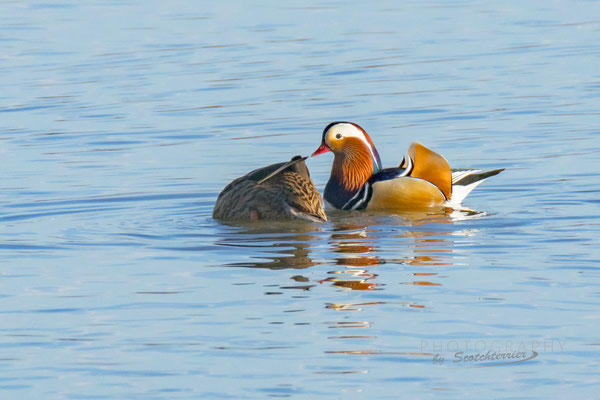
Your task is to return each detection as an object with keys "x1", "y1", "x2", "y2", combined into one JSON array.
[
  {"x1": 320, "y1": 269, "x2": 379, "y2": 291},
  {"x1": 322, "y1": 208, "x2": 479, "y2": 291},
  {"x1": 214, "y1": 208, "x2": 487, "y2": 366},
  {"x1": 215, "y1": 220, "x2": 323, "y2": 270},
  {"x1": 214, "y1": 208, "x2": 485, "y2": 287},
  {"x1": 326, "y1": 302, "x2": 384, "y2": 311},
  {"x1": 320, "y1": 208, "x2": 483, "y2": 362}
]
